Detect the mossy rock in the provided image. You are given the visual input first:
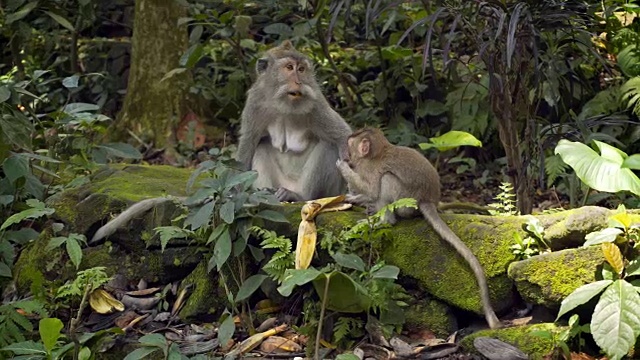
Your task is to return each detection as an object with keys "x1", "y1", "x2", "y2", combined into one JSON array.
[
  {"x1": 507, "y1": 247, "x2": 604, "y2": 308},
  {"x1": 178, "y1": 260, "x2": 227, "y2": 321},
  {"x1": 46, "y1": 164, "x2": 194, "y2": 234},
  {"x1": 540, "y1": 206, "x2": 611, "y2": 250},
  {"x1": 459, "y1": 322, "x2": 563, "y2": 359},
  {"x1": 380, "y1": 214, "x2": 518, "y2": 315},
  {"x1": 404, "y1": 297, "x2": 458, "y2": 338}
]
